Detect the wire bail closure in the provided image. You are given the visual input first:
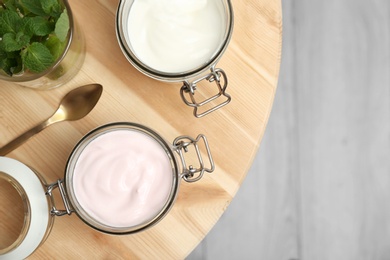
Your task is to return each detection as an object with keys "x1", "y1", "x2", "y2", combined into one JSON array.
[
  {"x1": 180, "y1": 66, "x2": 231, "y2": 118},
  {"x1": 46, "y1": 179, "x2": 73, "y2": 216},
  {"x1": 173, "y1": 134, "x2": 215, "y2": 183}
]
